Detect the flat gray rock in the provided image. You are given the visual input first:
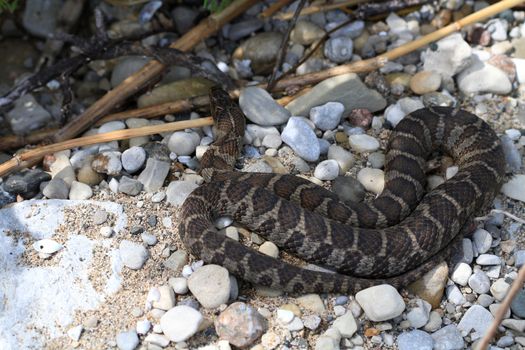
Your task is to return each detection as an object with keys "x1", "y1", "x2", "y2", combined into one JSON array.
[
  {"x1": 285, "y1": 73, "x2": 386, "y2": 116},
  {"x1": 239, "y1": 87, "x2": 291, "y2": 126}
]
